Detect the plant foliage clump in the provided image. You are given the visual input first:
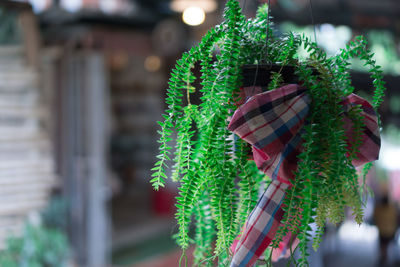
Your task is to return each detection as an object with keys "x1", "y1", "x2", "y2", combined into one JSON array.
[
  {"x1": 0, "y1": 198, "x2": 70, "y2": 267},
  {"x1": 151, "y1": 0, "x2": 385, "y2": 266}
]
